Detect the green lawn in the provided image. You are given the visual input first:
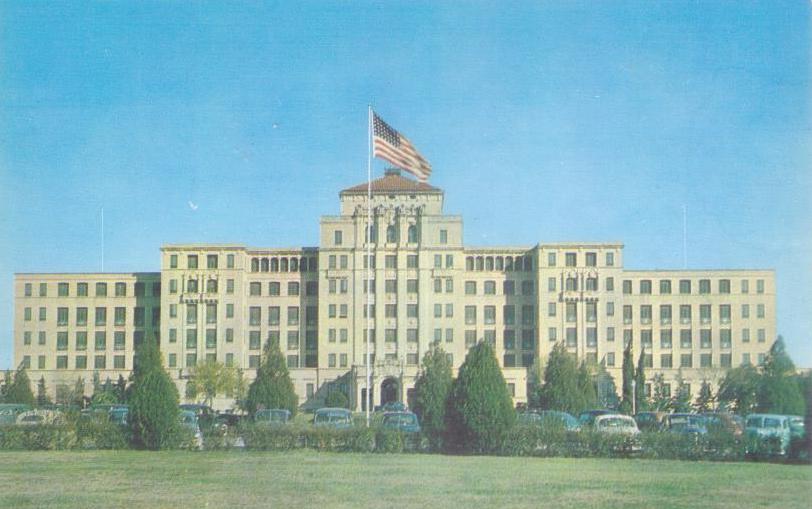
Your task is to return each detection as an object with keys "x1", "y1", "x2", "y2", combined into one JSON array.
[{"x1": 0, "y1": 451, "x2": 809, "y2": 508}]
